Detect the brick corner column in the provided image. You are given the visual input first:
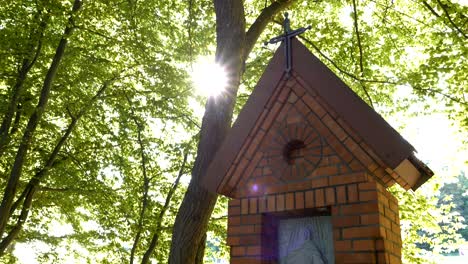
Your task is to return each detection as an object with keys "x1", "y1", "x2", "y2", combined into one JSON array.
[{"x1": 332, "y1": 181, "x2": 402, "y2": 264}]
